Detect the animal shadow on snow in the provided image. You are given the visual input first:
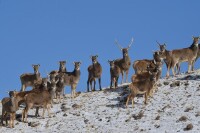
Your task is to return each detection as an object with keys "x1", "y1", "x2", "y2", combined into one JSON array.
[
  {"x1": 177, "y1": 75, "x2": 200, "y2": 80},
  {"x1": 104, "y1": 85, "x2": 143, "y2": 109}
]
